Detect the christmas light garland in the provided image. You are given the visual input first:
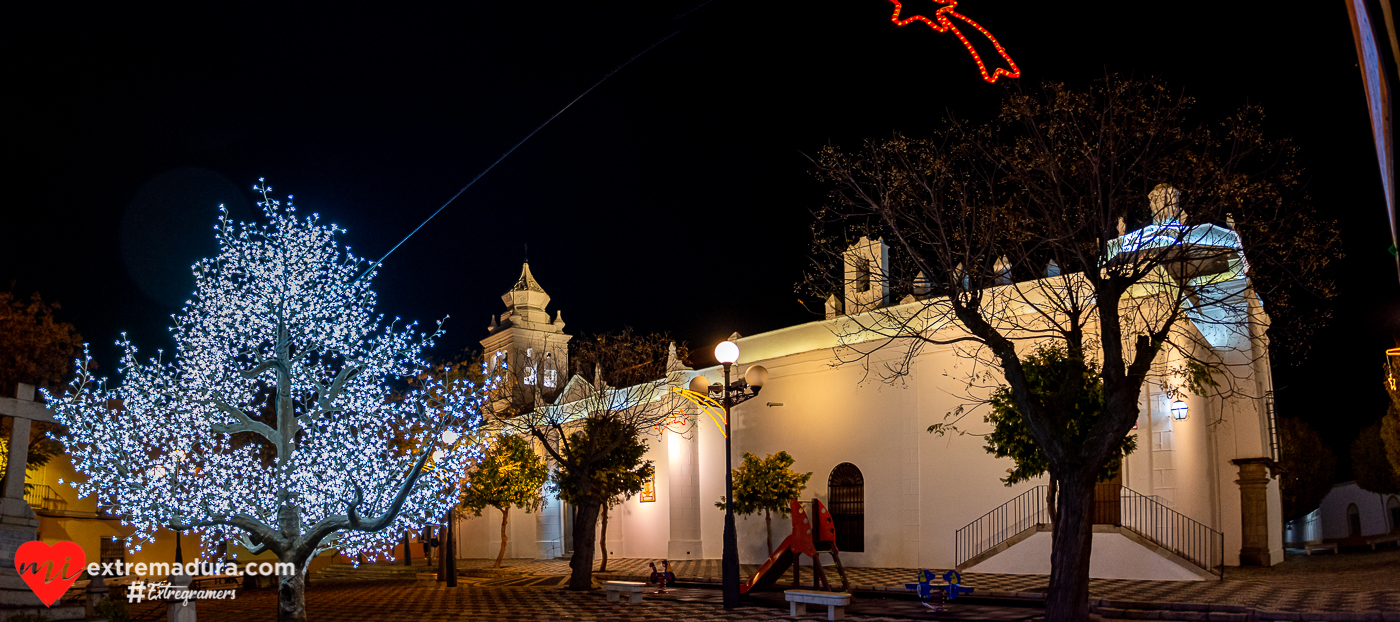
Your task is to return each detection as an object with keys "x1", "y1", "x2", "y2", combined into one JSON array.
[
  {"x1": 887, "y1": 0, "x2": 1020, "y2": 84},
  {"x1": 47, "y1": 180, "x2": 498, "y2": 565}
]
